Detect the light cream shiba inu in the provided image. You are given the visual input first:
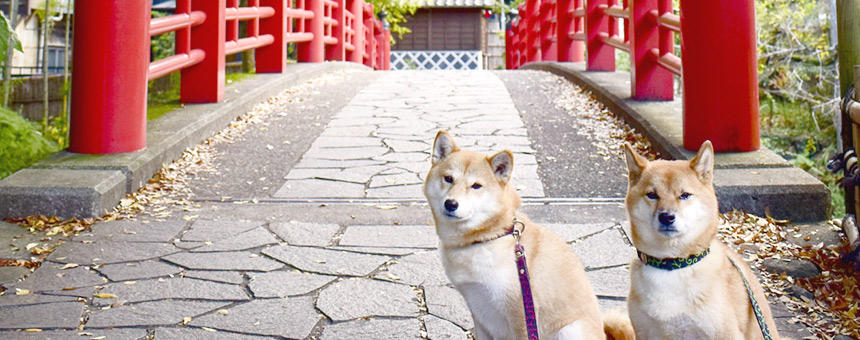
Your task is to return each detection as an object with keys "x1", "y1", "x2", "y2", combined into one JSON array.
[
  {"x1": 424, "y1": 131, "x2": 634, "y2": 340},
  {"x1": 623, "y1": 141, "x2": 781, "y2": 340}
]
